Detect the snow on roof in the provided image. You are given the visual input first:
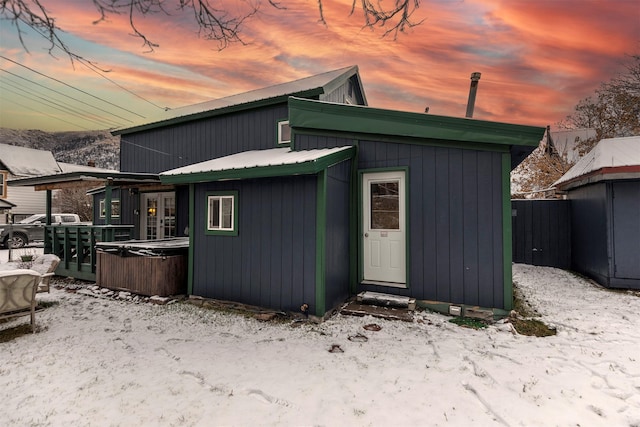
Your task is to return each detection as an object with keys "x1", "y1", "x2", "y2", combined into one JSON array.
[
  {"x1": 113, "y1": 66, "x2": 361, "y2": 135},
  {"x1": 547, "y1": 128, "x2": 597, "y2": 163},
  {"x1": 554, "y1": 135, "x2": 640, "y2": 189},
  {"x1": 58, "y1": 162, "x2": 117, "y2": 174},
  {"x1": 0, "y1": 143, "x2": 61, "y2": 177},
  {"x1": 161, "y1": 146, "x2": 353, "y2": 177}
]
